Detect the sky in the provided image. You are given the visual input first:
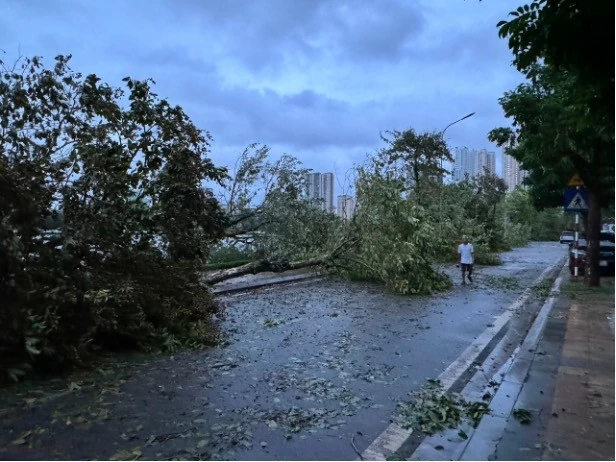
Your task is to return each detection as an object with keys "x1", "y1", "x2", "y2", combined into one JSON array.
[{"x1": 2, "y1": 0, "x2": 525, "y2": 196}]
